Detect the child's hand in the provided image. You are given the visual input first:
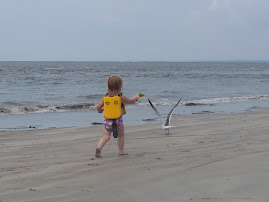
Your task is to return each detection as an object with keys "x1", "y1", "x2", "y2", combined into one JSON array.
[{"x1": 97, "y1": 107, "x2": 104, "y2": 113}]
